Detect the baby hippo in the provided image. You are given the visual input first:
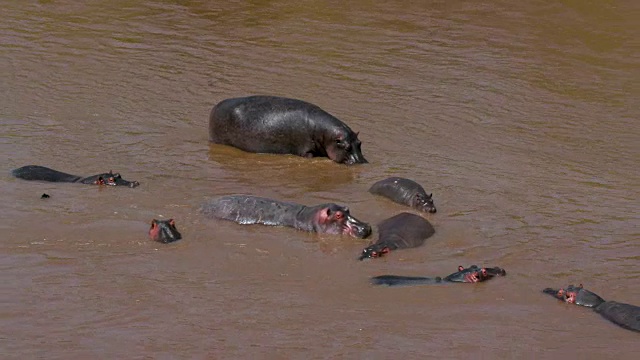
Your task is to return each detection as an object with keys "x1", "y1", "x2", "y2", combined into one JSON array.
[
  {"x1": 543, "y1": 284, "x2": 640, "y2": 333},
  {"x1": 201, "y1": 195, "x2": 371, "y2": 238},
  {"x1": 12, "y1": 165, "x2": 140, "y2": 188},
  {"x1": 359, "y1": 212, "x2": 435, "y2": 260},
  {"x1": 369, "y1": 177, "x2": 436, "y2": 213},
  {"x1": 371, "y1": 265, "x2": 507, "y2": 286},
  {"x1": 148, "y1": 219, "x2": 182, "y2": 243}
]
